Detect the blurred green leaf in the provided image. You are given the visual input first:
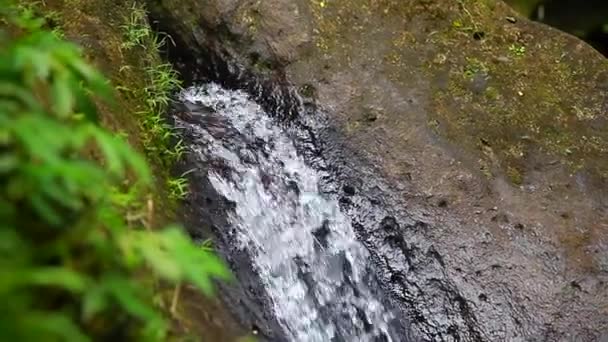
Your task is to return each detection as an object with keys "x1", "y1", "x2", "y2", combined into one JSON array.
[
  {"x1": 51, "y1": 69, "x2": 75, "y2": 117},
  {"x1": 0, "y1": 154, "x2": 18, "y2": 173},
  {"x1": 25, "y1": 267, "x2": 90, "y2": 293},
  {"x1": 29, "y1": 312, "x2": 91, "y2": 342}
]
